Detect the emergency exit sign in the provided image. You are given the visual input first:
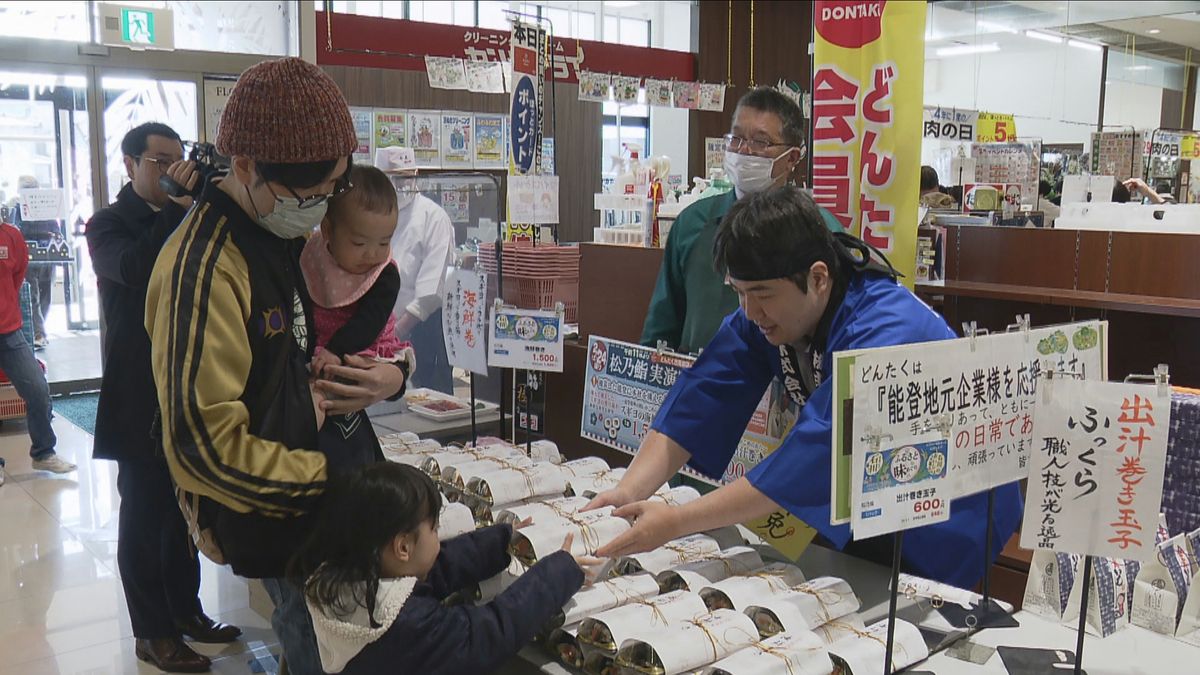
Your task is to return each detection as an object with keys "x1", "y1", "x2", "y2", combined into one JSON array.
[{"x1": 99, "y1": 3, "x2": 175, "y2": 50}]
